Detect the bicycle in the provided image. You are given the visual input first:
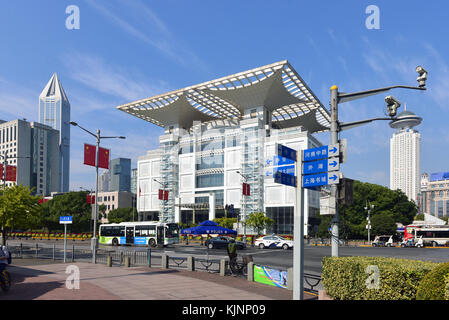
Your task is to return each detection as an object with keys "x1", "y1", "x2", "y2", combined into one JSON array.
[
  {"x1": 0, "y1": 268, "x2": 11, "y2": 292},
  {"x1": 228, "y1": 255, "x2": 247, "y2": 276}
]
